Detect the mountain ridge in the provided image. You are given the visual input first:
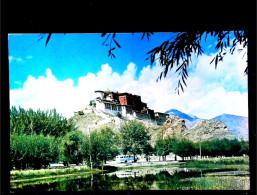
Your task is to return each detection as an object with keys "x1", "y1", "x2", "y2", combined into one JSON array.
[{"x1": 165, "y1": 109, "x2": 248, "y2": 140}]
